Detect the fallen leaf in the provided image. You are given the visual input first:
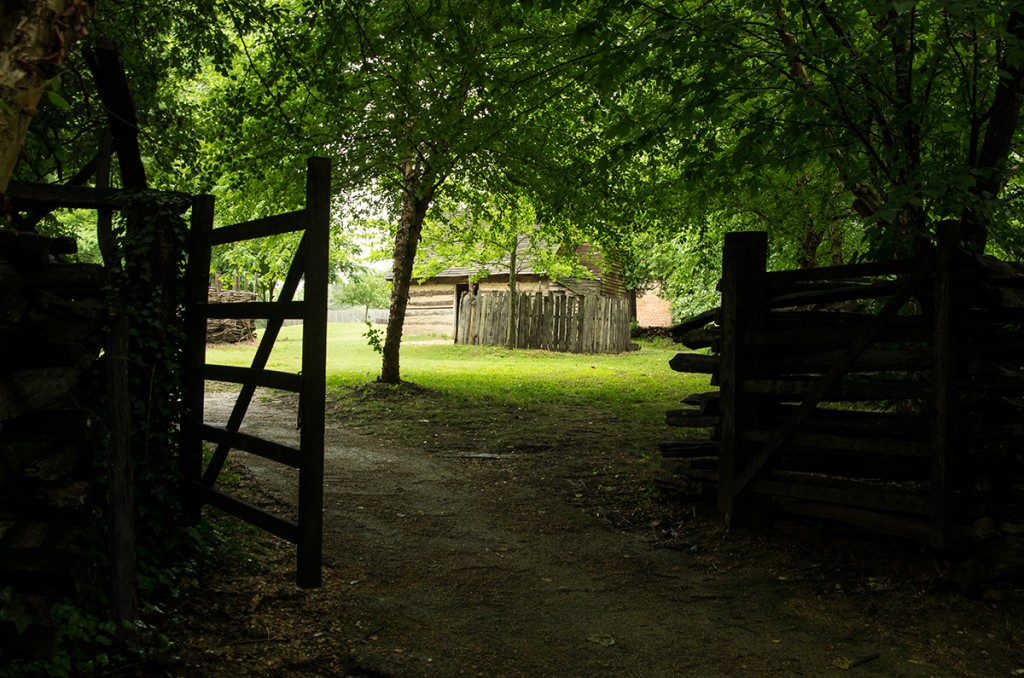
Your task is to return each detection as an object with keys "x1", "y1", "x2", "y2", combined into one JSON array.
[
  {"x1": 586, "y1": 634, "x2": 615, "y2": 647},
  {"x1": 833, "y1": 657, "x2": 853, "y2": 670}
]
